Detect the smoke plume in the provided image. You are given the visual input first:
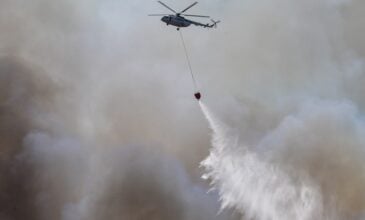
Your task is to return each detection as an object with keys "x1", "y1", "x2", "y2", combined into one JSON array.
[
  {"x1": 1, "y1": 0, "x2": 365, "y2": 220},
  {"x1": 198, "y1": 0, "x2": 365, "y2": 219},
  {"x1": 0, "y1": 1, "x2": 235, "y2": 219}
]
